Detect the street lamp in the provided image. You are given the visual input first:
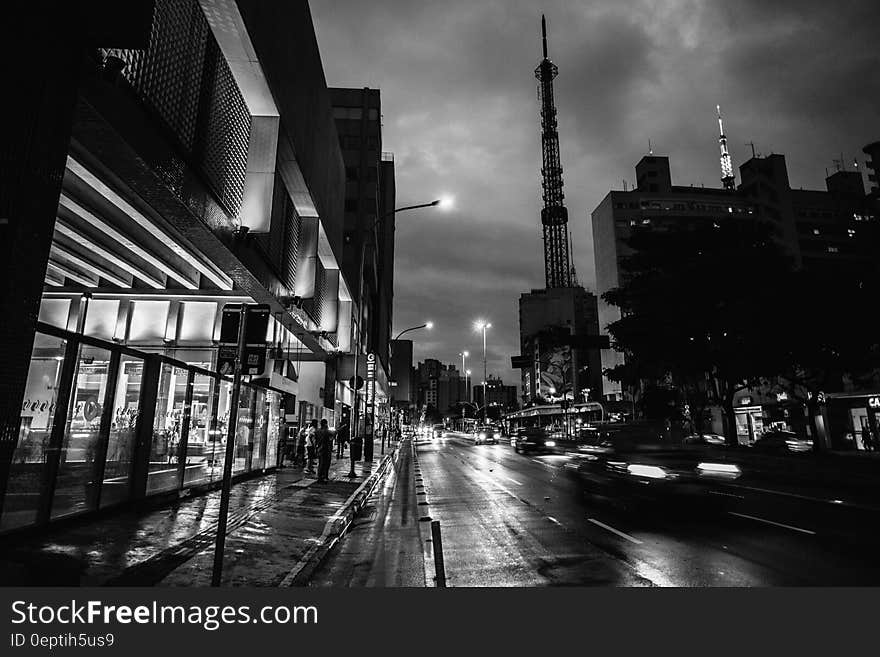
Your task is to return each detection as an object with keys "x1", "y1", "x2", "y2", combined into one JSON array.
[
  {"x1": 387, "y1": 321, "x2": 433, "y2": 454},
  {"x1": 466, "y1": 369, "x2": 472, "y2": 404},
  {"x1": 349, "y1": 200, "x2": 442, "y2": 478},
  {"x1": 474, "y1": 320, "x2": 491, "y2": 423},
  {"x1": 459, "y1": 350, "x2": 469, "y2": 405}
]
